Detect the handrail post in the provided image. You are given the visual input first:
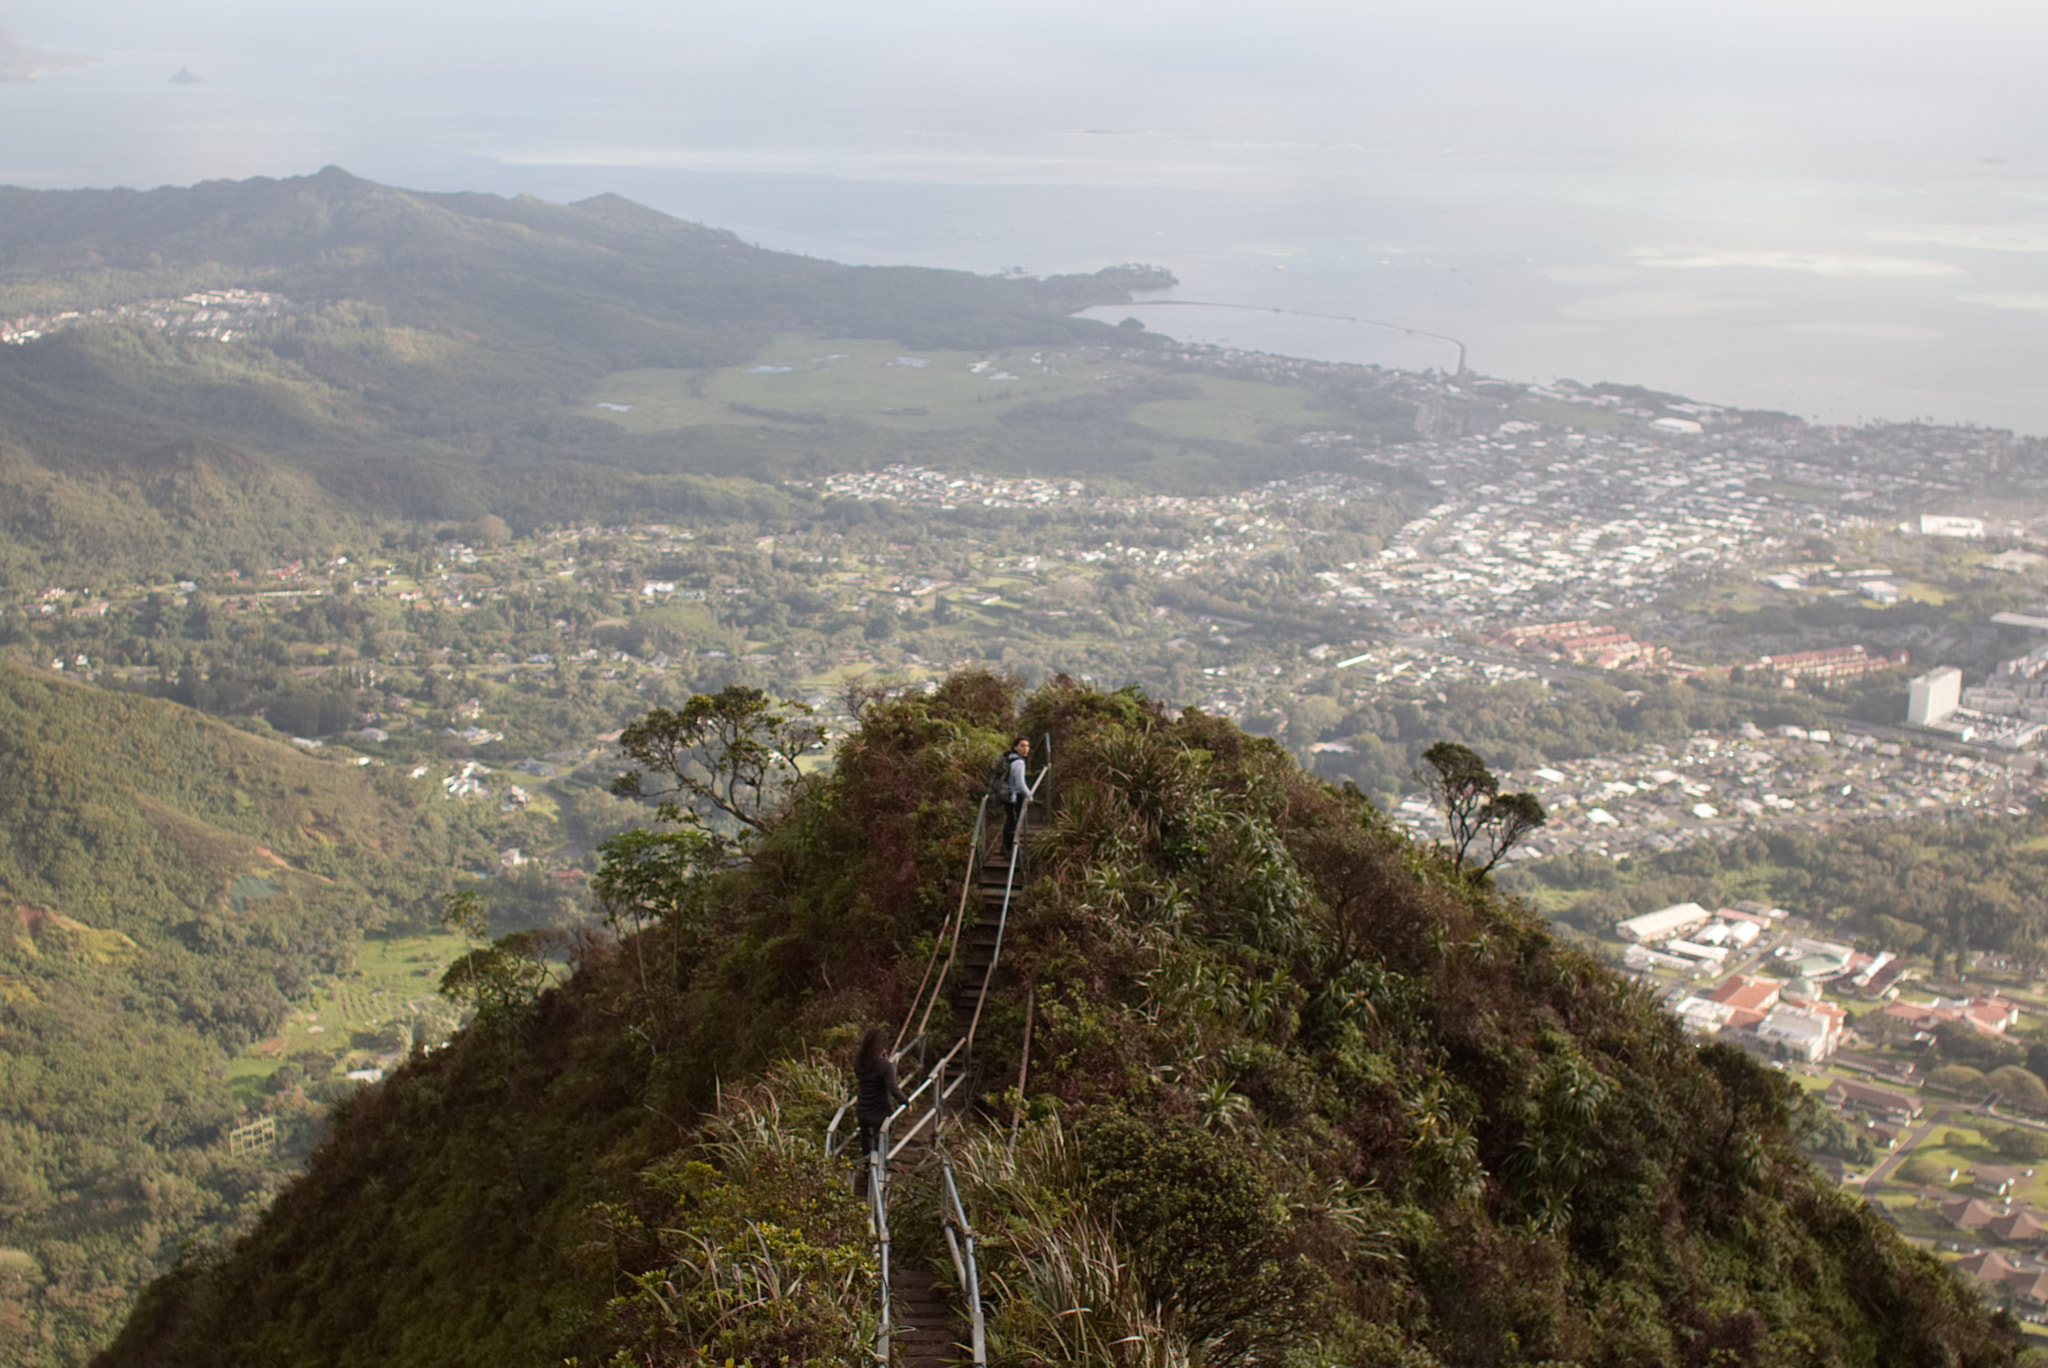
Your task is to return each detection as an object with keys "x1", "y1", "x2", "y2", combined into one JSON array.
[
  {"x1": 938, "y1": 1157, "x2": 988, "y2": 1366},
  {"x1": 871, "y1": 1122, "x2": 891, "y2": 1364}
]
